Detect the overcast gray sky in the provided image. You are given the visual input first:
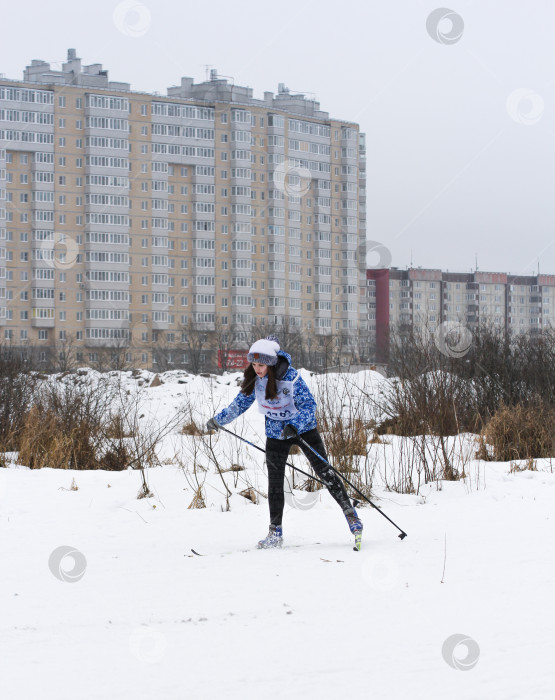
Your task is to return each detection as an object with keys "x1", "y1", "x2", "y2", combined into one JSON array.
[{"x1": 2, "y1": 0, "x2": 555, "y2": 276}]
